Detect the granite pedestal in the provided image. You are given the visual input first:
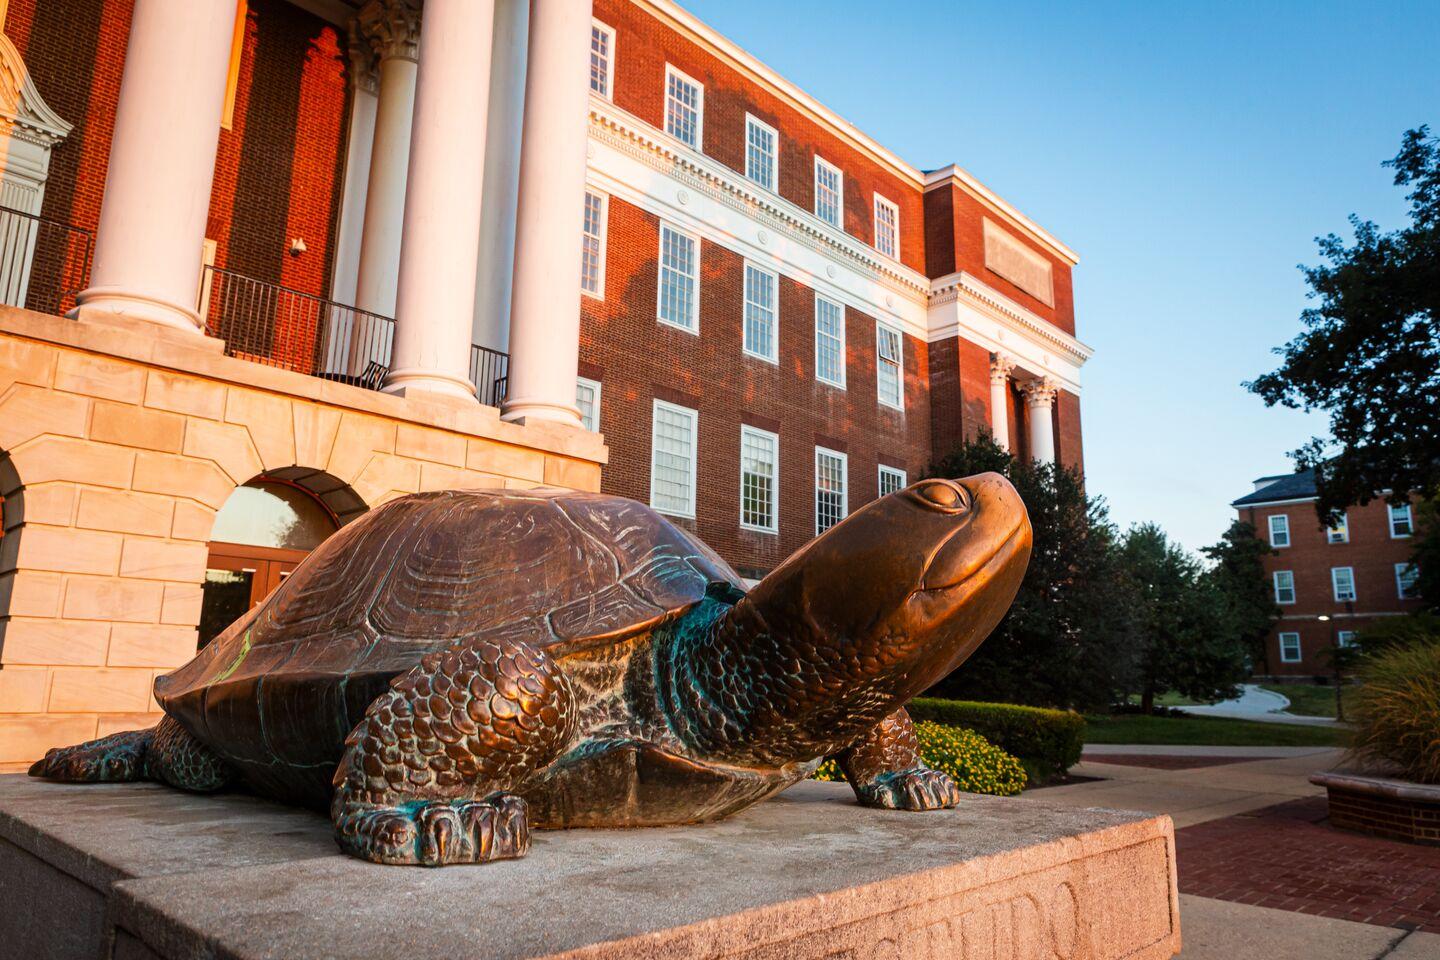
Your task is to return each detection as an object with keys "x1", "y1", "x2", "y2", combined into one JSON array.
[{"x1": 0, "y1": 774, "x2": 1180, "y2": 959}]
